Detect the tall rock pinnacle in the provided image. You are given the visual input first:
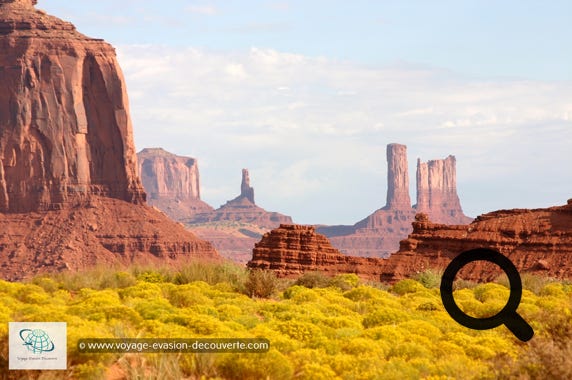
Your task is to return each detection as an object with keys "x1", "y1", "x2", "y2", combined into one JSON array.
[
  {"x1": 415, "y1": 155, "x2": 472, "y2": 224},
  {"x1": 0, "y1": 0, "x2": 146, "y2": 212},
  {"x1": 385, "y1": 143, "x2": 411, "y2": 209},
  {"x1": 240, "y1": 169, "x2": 255, "y2": 204}
]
